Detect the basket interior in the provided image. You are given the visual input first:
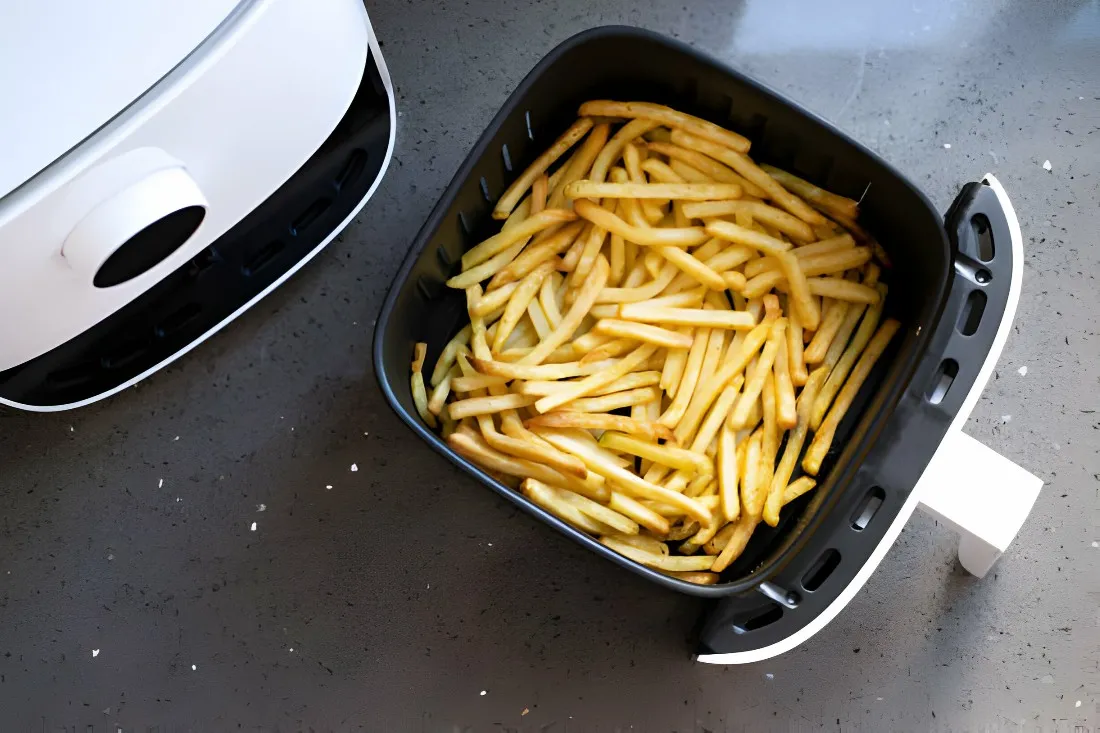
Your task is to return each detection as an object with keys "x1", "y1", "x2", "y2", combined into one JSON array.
[{"x1": 378, "y1": 28, "x2": 950, "y2": 593}]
